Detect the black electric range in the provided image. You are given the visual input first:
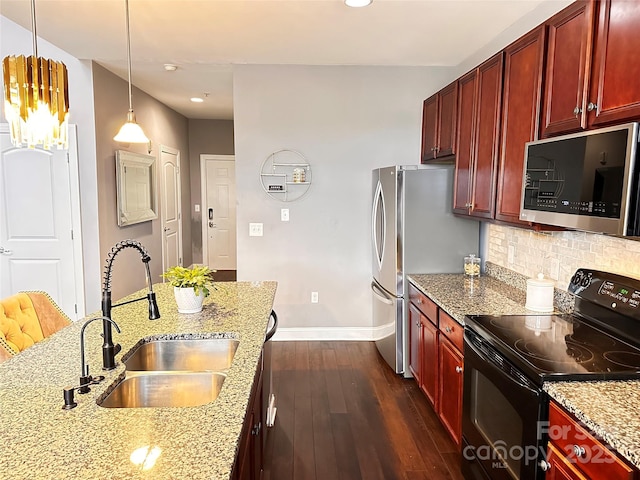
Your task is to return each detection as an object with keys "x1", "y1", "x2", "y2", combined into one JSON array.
[
  {"x1": 461, "y1": 269, "x2": 640, "y2": 480},
  {"x1": 465, "y1": 269, "x2": 640, "y2": 386}
]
